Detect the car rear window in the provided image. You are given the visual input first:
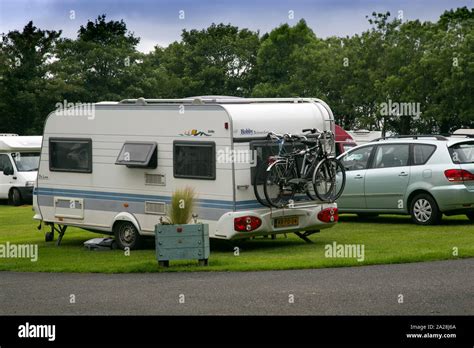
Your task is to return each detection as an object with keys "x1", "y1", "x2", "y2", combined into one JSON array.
[
  {"x1": 412, "y1": 144, "x2": 436, "y2": 165},
  {"x1": 449, "y1": 142, "x2": 474, "y2": 164}
]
